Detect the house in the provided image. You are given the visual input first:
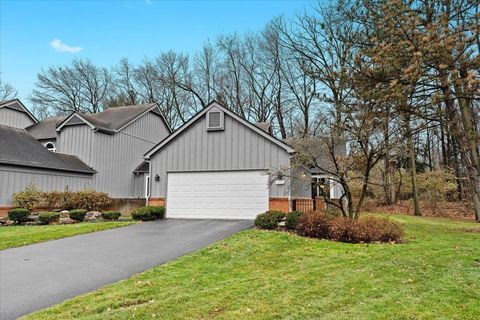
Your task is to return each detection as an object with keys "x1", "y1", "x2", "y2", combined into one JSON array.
[
  {"x1": 48, "y1": 103, "x2": 172, "y2": 199},
  {"x1": 0, "y1": 124, "x2": 95, "y2": 214},
  {"x1": 26, "y1": 116, "x2": 66, "y2": 151},
  {"x1": 0, "y1": 99, "x2": 37, "y2": 128},
  {"x1": 143, "y1": 101, "x2": 298, "y2": 219},
  {"x1": 0, "y1": 102, "x2": 171, "y2": 212},
  {"x1": 1, "y1": 99, "x2": 342, "y2": 219}
]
